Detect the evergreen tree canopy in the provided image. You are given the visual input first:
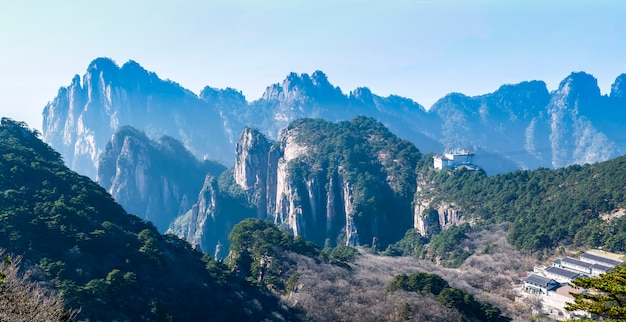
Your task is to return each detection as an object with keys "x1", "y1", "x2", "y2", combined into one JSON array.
[{"x1": 567, "y1": 266, "x2": 626, "y2": 320}]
